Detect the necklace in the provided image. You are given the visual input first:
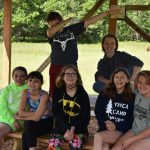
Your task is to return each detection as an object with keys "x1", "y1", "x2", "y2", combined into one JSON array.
[{"x1": 66, "y1": 86, "x2": 76, "y2": 89}]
